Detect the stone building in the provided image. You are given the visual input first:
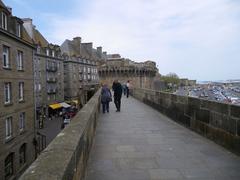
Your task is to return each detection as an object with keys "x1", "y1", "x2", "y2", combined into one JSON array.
[
  {"x1": 179, "y1": 78, "x2": 197, "y2": 87},
  {"x1": 23, "y1": 18, "x2": 64, "y2": 128},
  {"x1": 98, "y1": 54, "x2": 158, "y2": 89},
  {"x1": 0, "y1": 2, "x2": 36, "y2": 179},
  {"x1": 61, "y1": 37, "x2": 101, "y2": 106}
]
